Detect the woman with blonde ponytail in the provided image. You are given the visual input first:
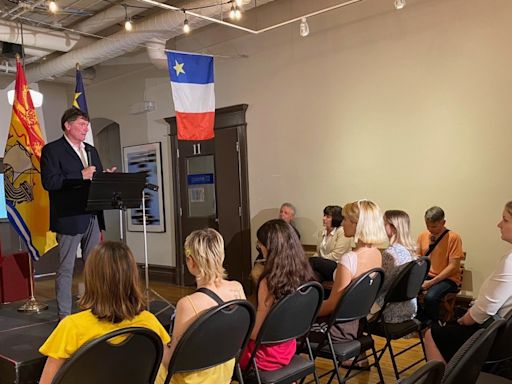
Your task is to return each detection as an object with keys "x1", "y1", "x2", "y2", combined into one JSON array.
[{"x1": 372, "y1": 210, "x2": 418, "y2": 323}]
